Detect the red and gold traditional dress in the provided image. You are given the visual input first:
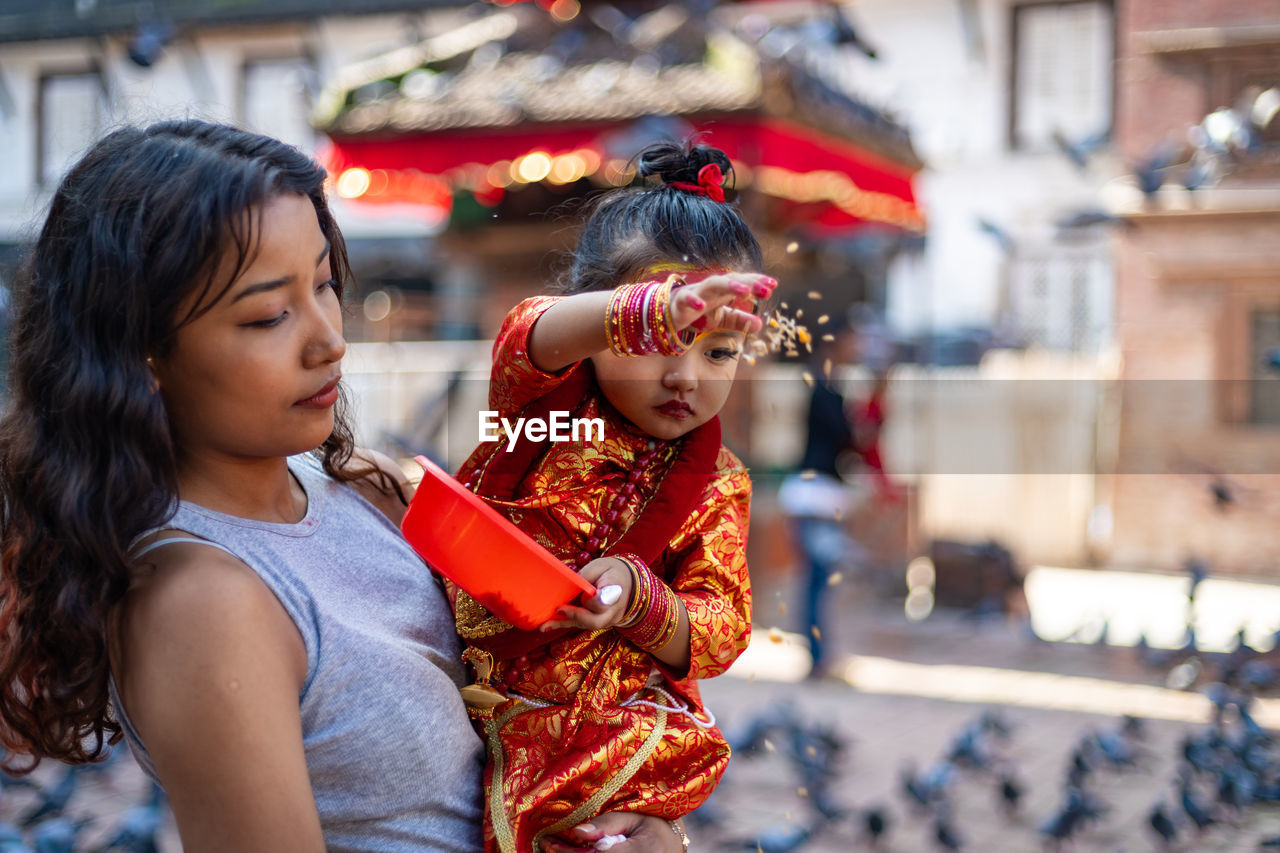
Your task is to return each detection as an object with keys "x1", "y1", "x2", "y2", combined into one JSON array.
[{"x1": 448, "y1": 296, "x2": 753, "y2": 853}]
